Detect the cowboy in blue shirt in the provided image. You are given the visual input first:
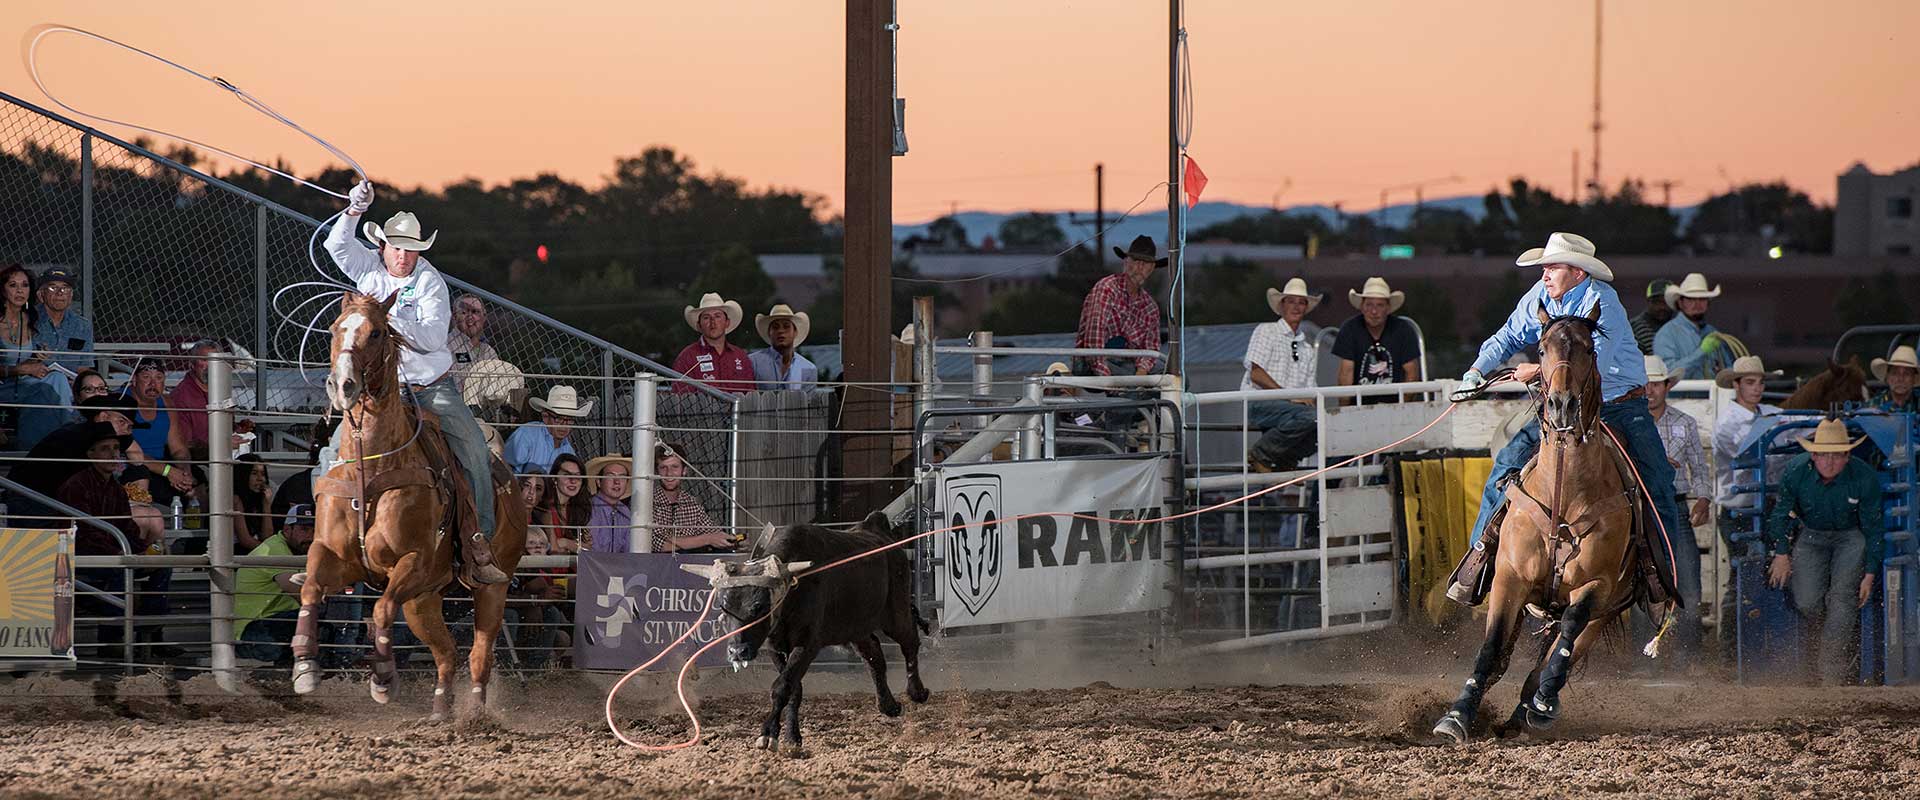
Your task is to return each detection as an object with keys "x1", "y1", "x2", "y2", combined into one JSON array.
[{"x1": 1444, "y1": 233, "x2": 1687, "y2": 607}]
